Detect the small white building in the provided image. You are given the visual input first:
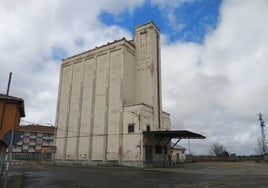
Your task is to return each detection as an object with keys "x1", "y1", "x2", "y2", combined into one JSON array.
[
  {"x1": 54, "y1": 22, "x2": 205, "y2": 167},
  {"x1": 171, "y1": 145, "x2": 186, "y2": 163}
]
